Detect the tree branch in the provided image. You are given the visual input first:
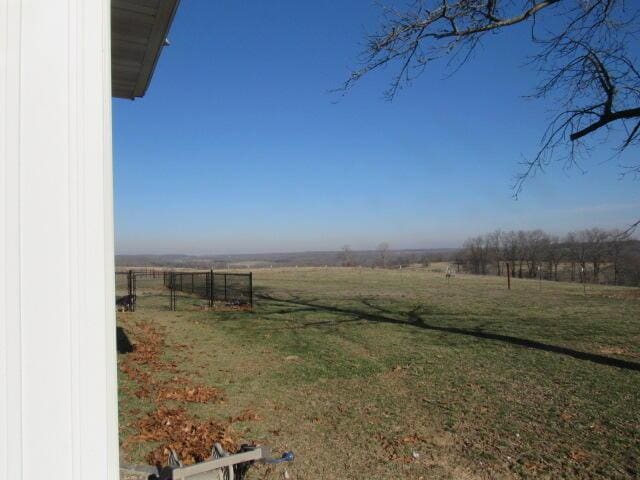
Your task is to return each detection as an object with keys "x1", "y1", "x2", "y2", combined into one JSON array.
[{"x1": 570, "y1": 107, "x2": 640, "y2": 140}]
